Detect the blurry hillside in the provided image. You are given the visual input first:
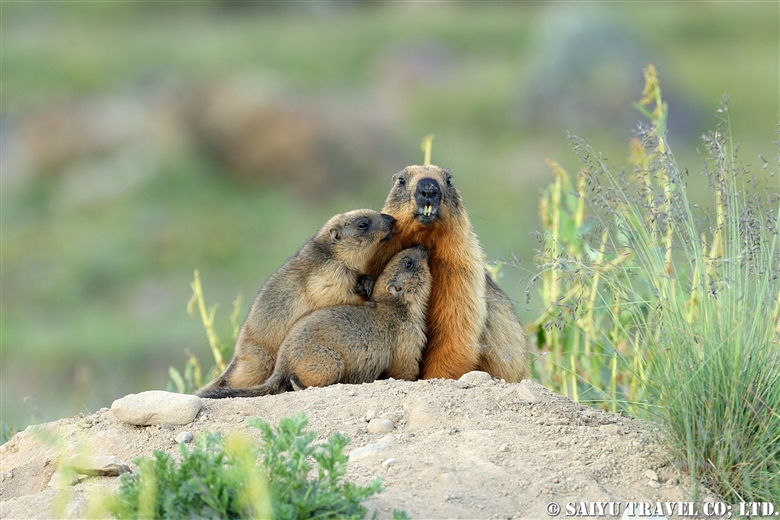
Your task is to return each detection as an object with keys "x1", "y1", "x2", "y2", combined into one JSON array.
[{"x1": 2, "y1": 2, "x2": 778, "y2": 431}]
